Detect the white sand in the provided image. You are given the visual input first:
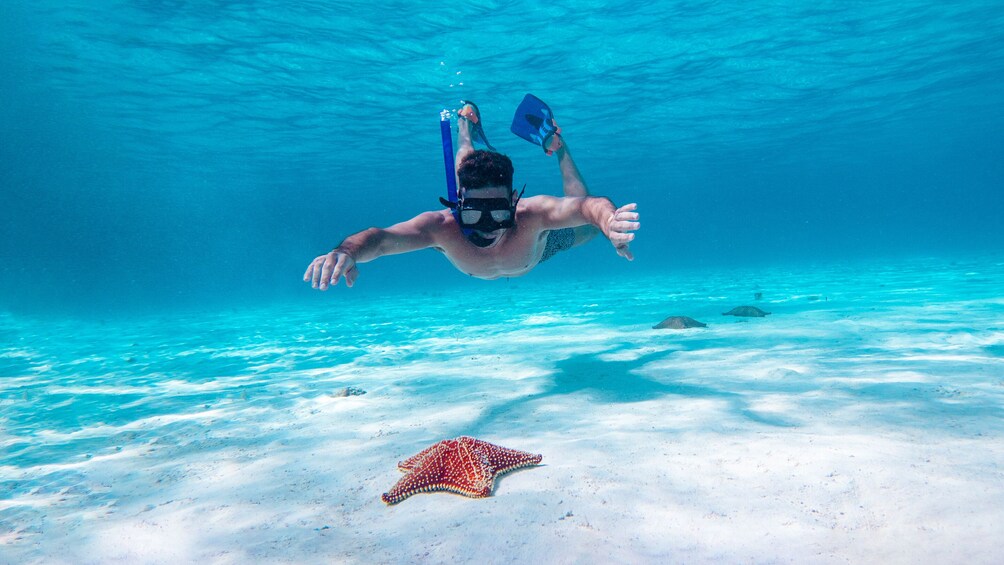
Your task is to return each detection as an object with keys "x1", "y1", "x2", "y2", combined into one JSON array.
[{"x1": 2, "y1": 261, "x2": 1004, "y2": 564}]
